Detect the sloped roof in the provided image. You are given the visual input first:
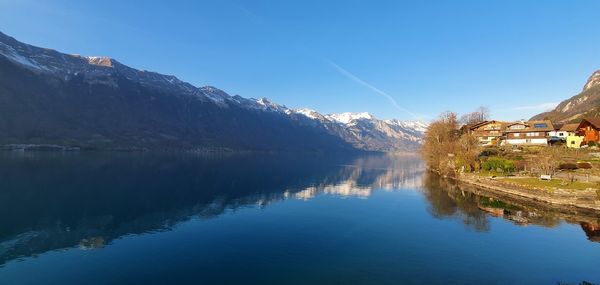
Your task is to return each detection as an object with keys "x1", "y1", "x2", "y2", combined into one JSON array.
[
  {"x1": 560, "y1": 123, "x2": 579, "y2": 132},
  {"x1": 467, "y1": 120, "x2": 503, "y2": 131},
  {"x1": 582, "y1": 117, "x2": 600, "y2": 129},
  {"x1": 503, "y1": 120, "x2": 554, "y2": 133}
]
